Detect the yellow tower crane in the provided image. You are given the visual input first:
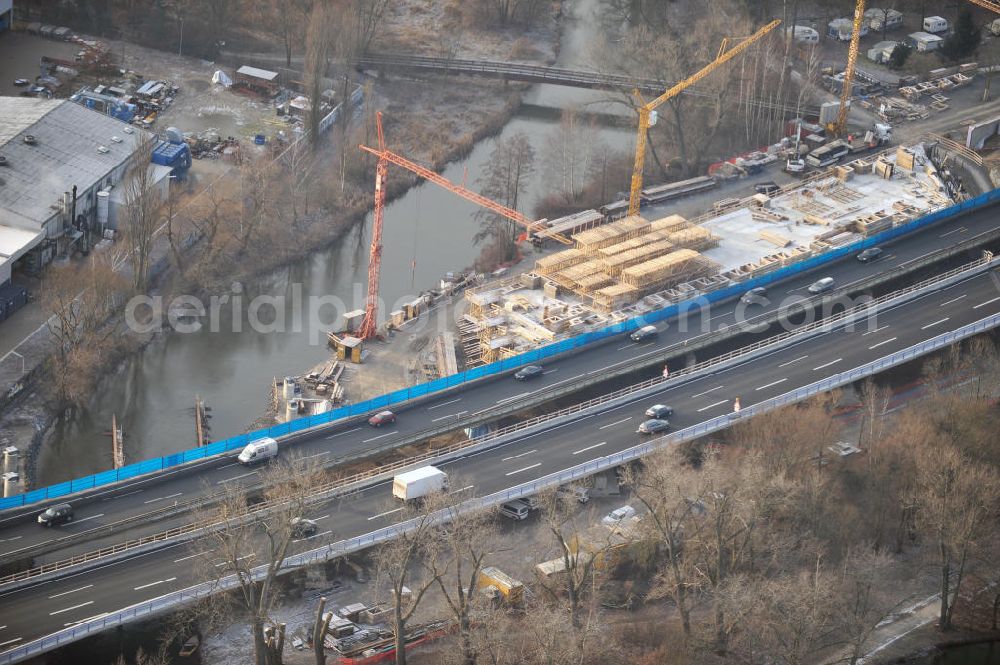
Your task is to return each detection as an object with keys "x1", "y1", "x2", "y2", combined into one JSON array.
[
  {"x1": 831, "y1": 0, "x2": 1000, "y2": 136},
  {"x1": 627, "y1": 19, "x2": 781, "y2": 217},
  {"x1": 831, "y1": 0, "x2": 866, "y2": 135}
]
